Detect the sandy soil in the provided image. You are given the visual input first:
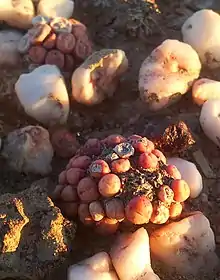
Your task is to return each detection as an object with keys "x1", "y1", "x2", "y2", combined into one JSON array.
[{"x1": 0, "y1": 0, "x2": 220, "y2": 279}]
